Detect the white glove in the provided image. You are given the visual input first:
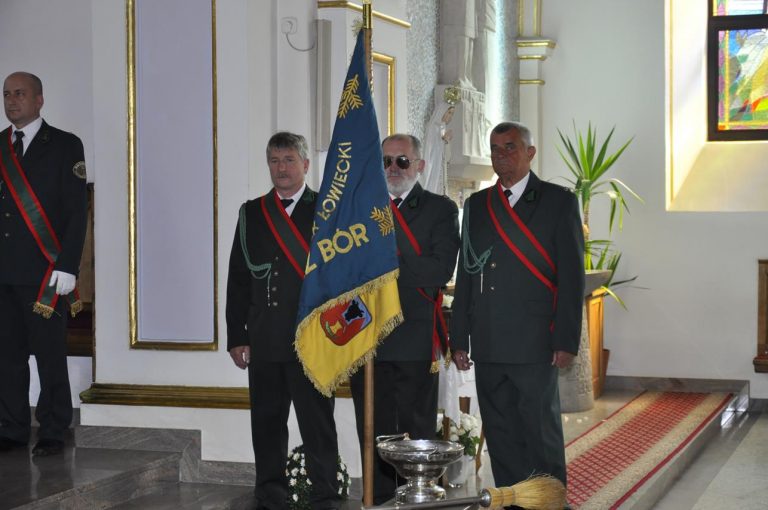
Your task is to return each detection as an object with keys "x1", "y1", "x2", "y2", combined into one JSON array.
[{"x1": 49, "y1": 270, "x2": 76, "y2": 295}]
